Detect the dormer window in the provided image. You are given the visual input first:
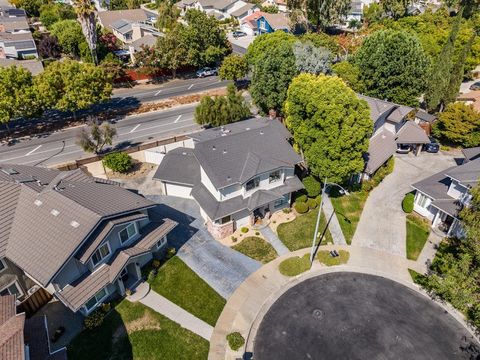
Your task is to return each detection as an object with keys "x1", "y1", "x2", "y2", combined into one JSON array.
[
  {"x1": 269, "y1": 170, "x2": 281, "y2": 183},
  {"x1": 119, "y1": 223, "x2": 137, "y2": 244},
  {"x1": 246, "y1": 177, "x2": 260, "y2": 191},
  {"x1": 91, "y1": 243, "x2": 111, "y2": 267}
]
